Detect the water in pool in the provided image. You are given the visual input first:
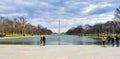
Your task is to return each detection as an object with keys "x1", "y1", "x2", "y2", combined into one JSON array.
[{"x1": 0, "y1": 34, "x2": 101, "y2": 45}]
